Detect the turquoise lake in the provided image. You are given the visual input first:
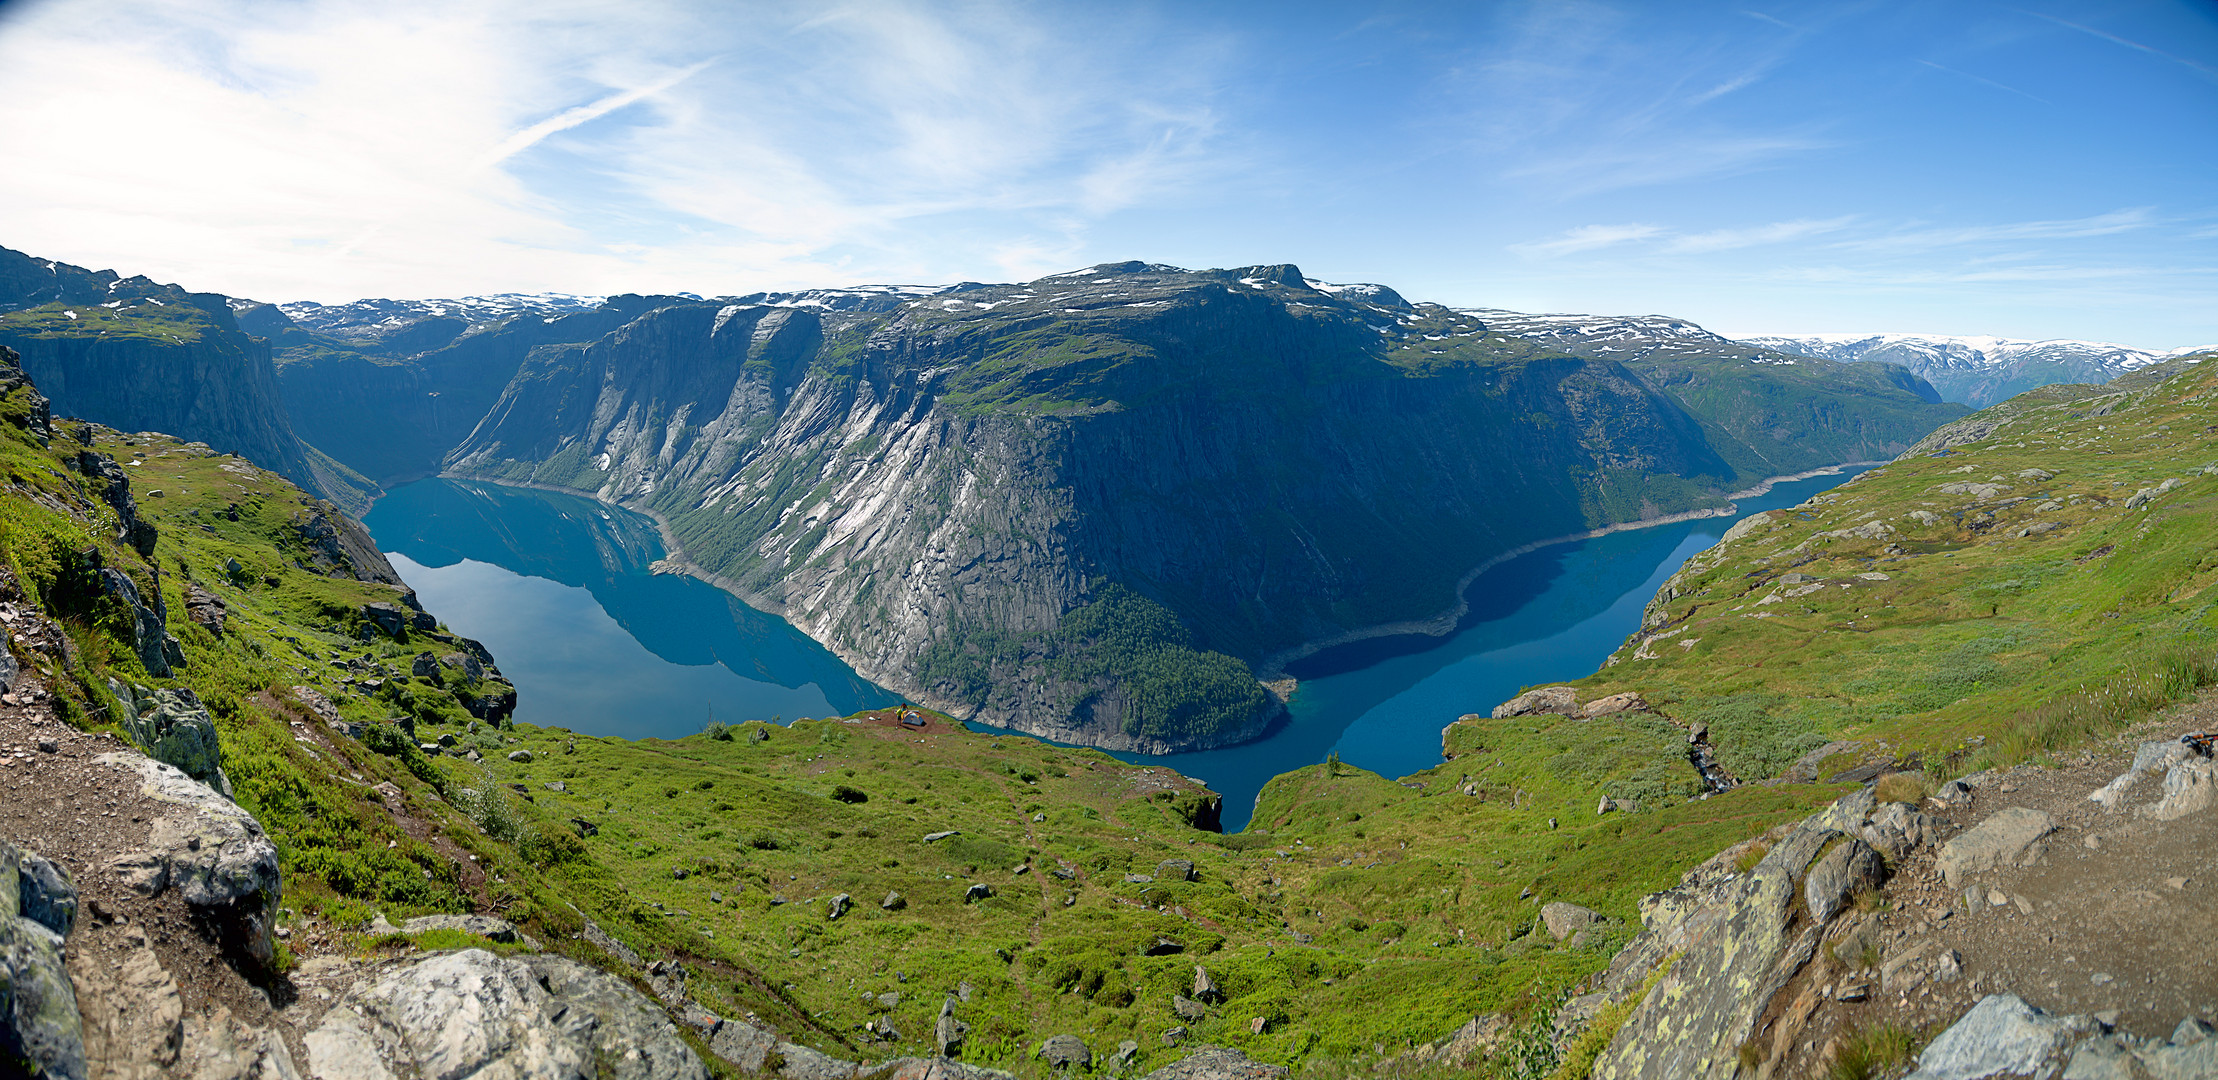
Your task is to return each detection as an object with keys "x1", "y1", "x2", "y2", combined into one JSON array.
[{"x1": 365, "y1": 470, "x2": 1863, "y2": 830}]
